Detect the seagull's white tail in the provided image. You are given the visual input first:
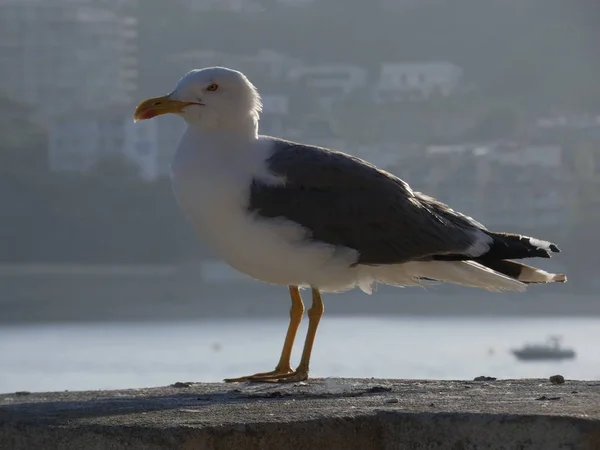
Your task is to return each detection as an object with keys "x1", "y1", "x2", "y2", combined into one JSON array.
[
  {"x1": 412, "y1": 260, "x2": 527, "y2": 292},
  {"x1": 363, "y1": 260, "x2": 527, "y2": 293}
]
